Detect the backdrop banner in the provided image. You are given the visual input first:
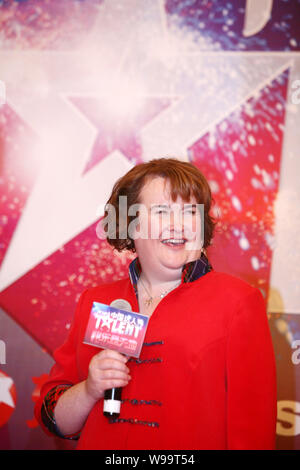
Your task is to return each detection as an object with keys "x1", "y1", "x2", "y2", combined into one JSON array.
[{"x1": 0, "y1": 0, "x2": 299, "y2": 450}]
